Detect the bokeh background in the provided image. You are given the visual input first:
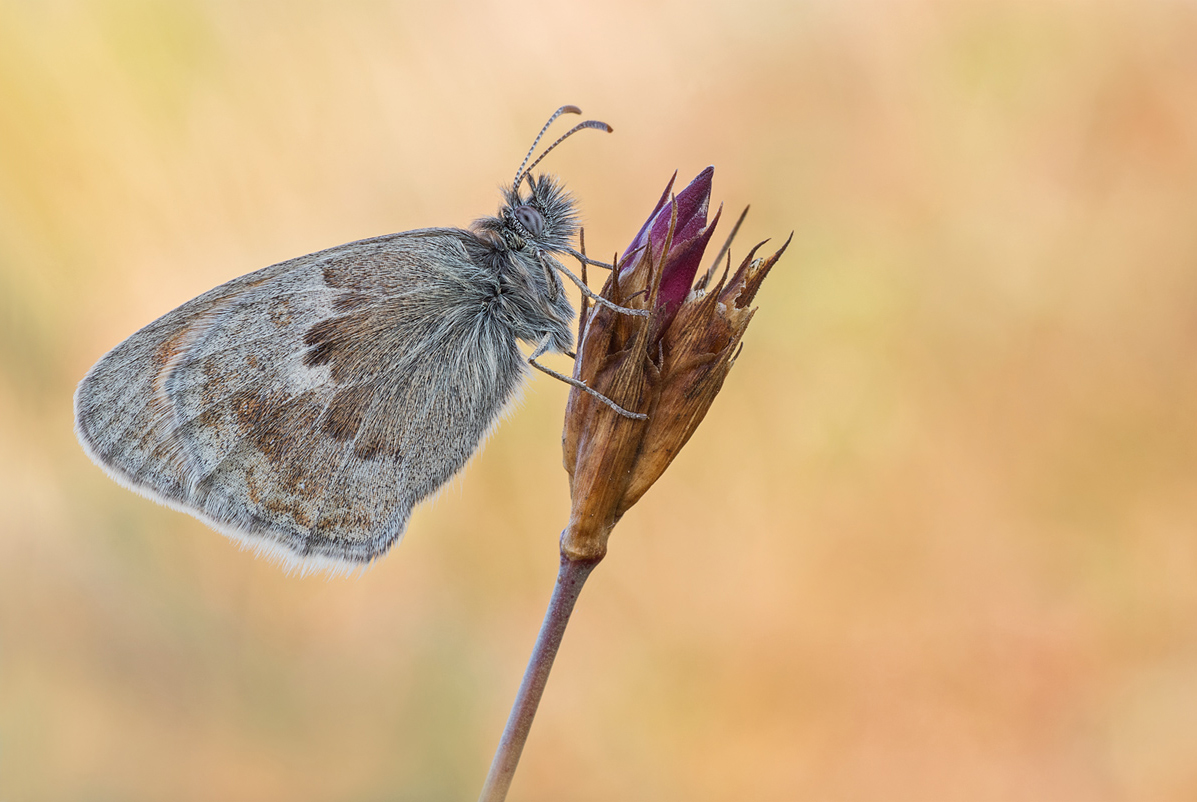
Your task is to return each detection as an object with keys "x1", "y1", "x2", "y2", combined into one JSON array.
[{"x1": 3, "y1": 0, "x2": 1197, "y2": 800}]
